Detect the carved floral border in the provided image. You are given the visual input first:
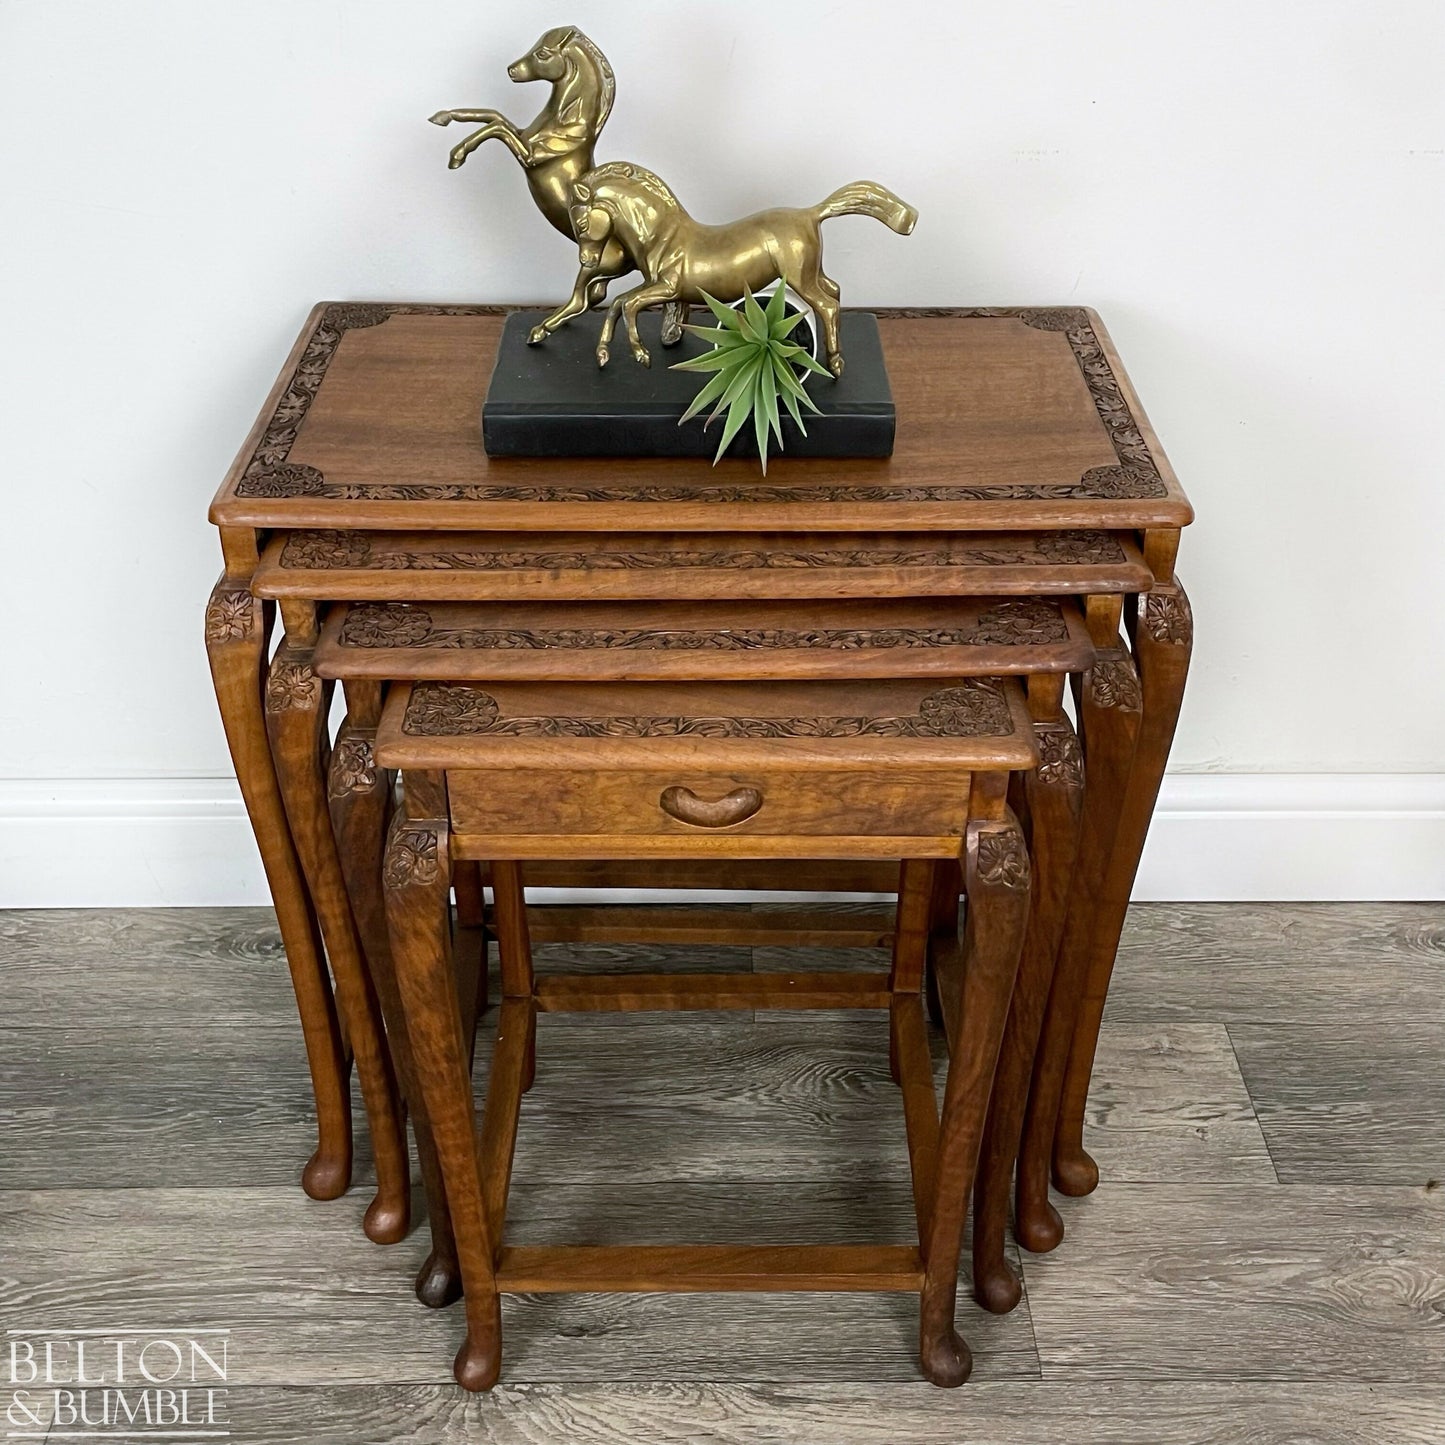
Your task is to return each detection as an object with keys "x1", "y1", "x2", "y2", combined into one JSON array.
[
  {"x1": 280, "y1": 528, "x2": 1125, "y2": 572},
  {"x1": 400, "y1": 678, "x2": 1017, "y2": 740},
  {"x1": 337, "y1": 598, "x2": 1070, "y2": 651}
]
